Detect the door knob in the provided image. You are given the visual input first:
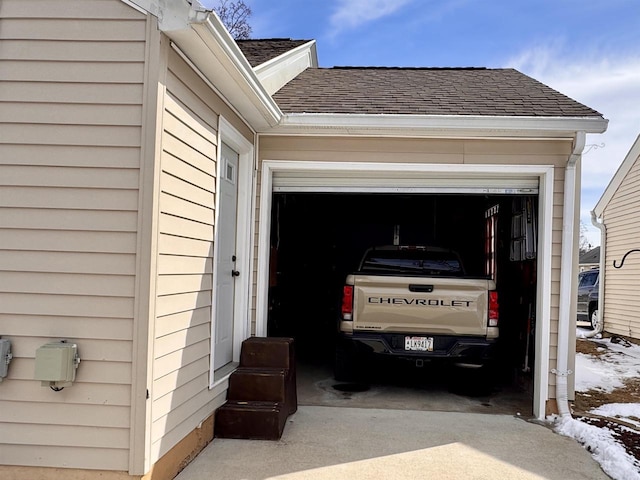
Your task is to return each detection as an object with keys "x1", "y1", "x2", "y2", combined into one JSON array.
[{"x1": 231, "y1": 270, "x2": 240, "y2": 277}]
